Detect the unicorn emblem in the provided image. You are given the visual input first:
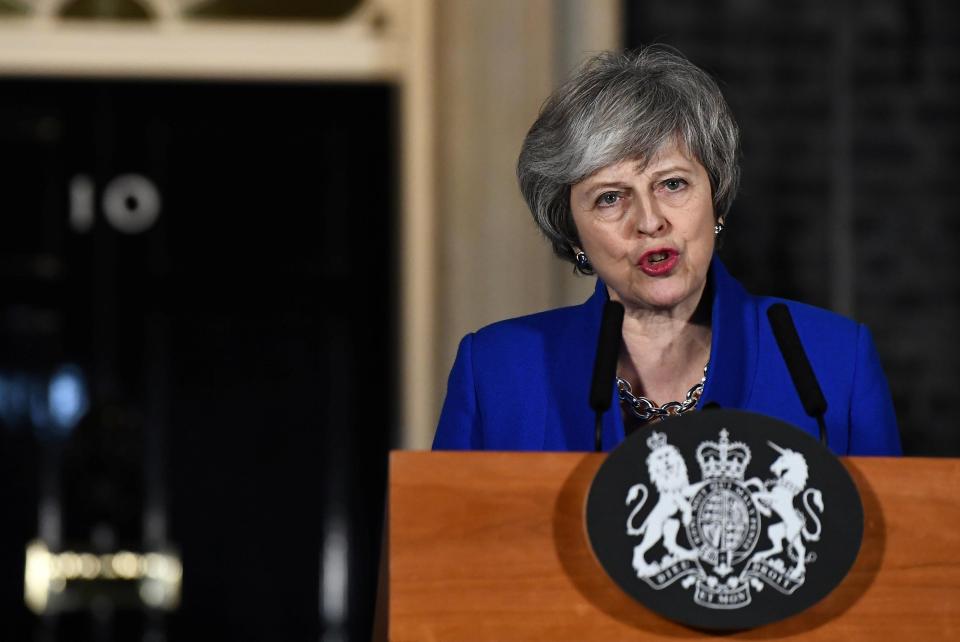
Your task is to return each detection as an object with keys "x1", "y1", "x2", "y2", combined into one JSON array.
[{"x1": 746, "y1": 442, "x2": 824, "y2": 580}]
